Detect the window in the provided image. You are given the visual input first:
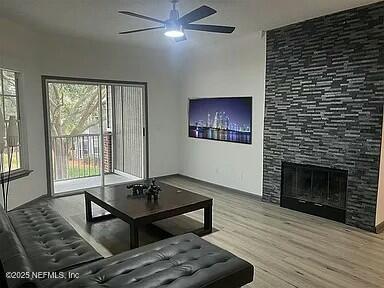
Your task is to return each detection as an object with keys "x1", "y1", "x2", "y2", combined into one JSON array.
[{"x1": 0, "y1": 68, "x2": 25, "y2": 174}]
